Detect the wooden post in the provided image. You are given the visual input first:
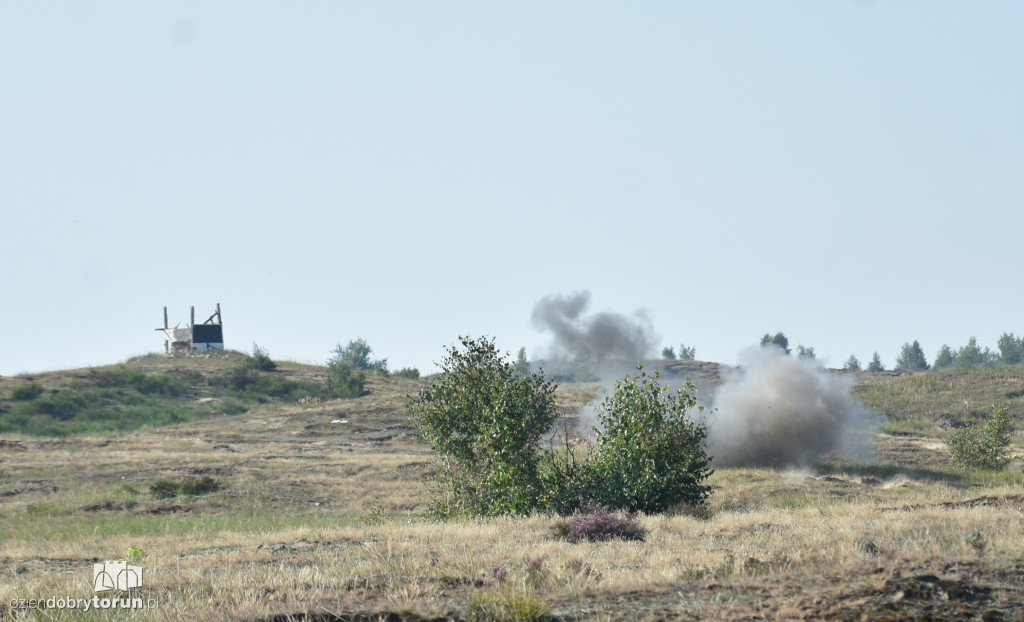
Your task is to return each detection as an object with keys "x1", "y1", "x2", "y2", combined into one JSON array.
[
  {"x1": 190, "y1": 306, "x2": 195, "y2": 350},
  {"x1": 163, "y1": 307, "x2": 169, "y2": 354},
  {"x1": 216, "y1": 302, "x2": 222, "y2": 324}
]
